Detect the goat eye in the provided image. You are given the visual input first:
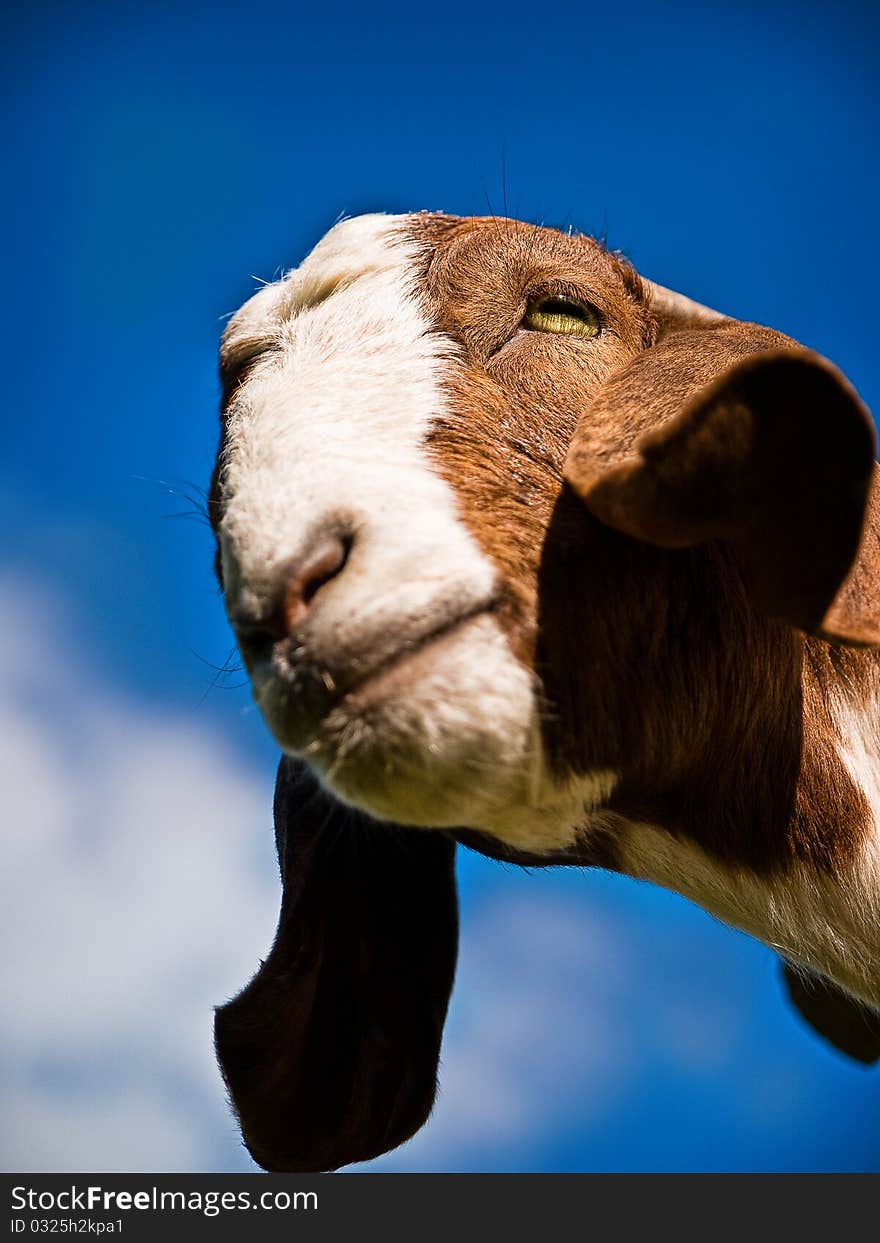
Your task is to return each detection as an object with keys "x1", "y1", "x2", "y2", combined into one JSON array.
[{"x1": 522, "y1": 295, "x2": 601, "y2": 338}]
